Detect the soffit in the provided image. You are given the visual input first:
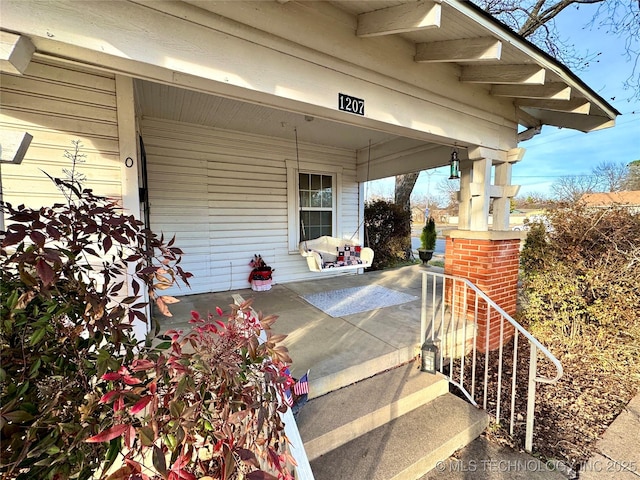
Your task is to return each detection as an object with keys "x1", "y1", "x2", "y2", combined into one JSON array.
[
  {"x1": 135, "y1": 79, "x2": 401, "y2": 152},
  {"x1": 326, "y1": 0, "x2": 618, "y2": 132}
]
